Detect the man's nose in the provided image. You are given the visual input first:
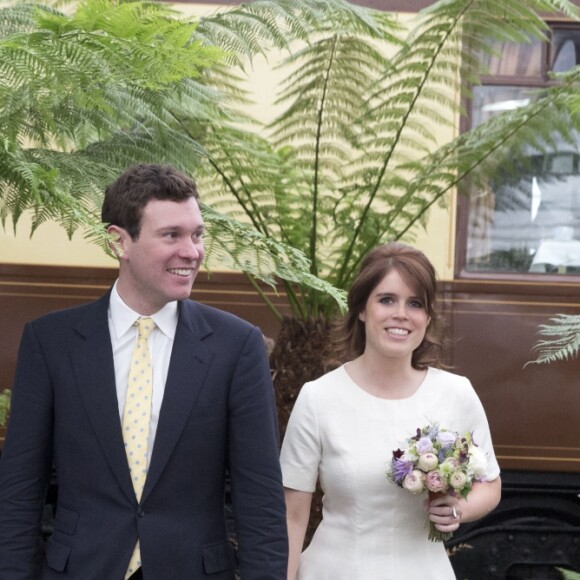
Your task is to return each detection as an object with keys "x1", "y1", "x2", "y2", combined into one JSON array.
[{"x1": 179, "y1": 237, "x2": 203, "y2": 259}]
